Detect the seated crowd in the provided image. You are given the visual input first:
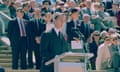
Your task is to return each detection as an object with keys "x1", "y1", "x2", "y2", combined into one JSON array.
[{"x1": 2, "y1": 0, "x2": 120, "y2": 72}]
